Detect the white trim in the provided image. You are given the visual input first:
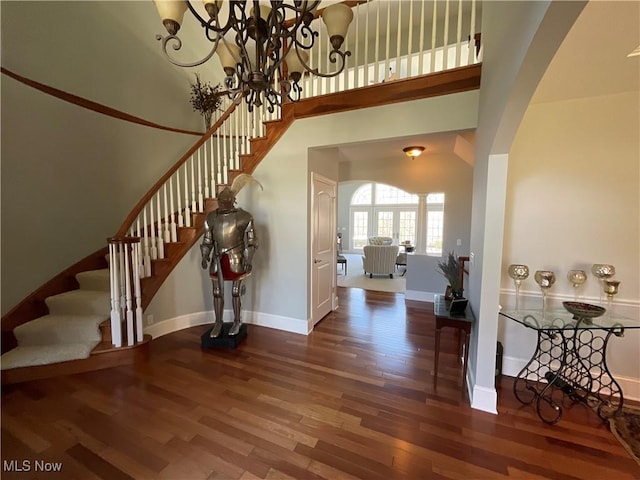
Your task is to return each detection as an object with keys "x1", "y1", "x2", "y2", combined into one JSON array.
[
  {"x1": 405, "y1": 290, "x2": 438, "y2": 302},
  {"x1": 144, "y1": 309, "x2": 311, "y2": 339},
  {"x1": 470, "y1": 384, "x2": 498, "y2": 414}
]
